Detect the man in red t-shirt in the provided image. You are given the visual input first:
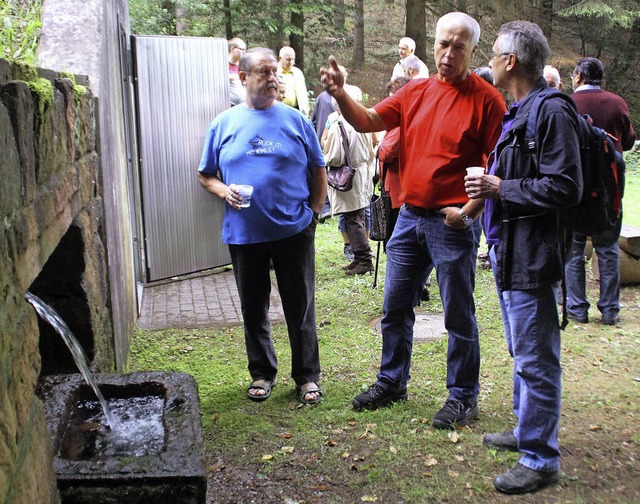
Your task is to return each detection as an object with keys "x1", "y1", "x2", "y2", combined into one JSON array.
[{"x1": 321, "y1": 12, "x2": 506, "y2": 427}]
